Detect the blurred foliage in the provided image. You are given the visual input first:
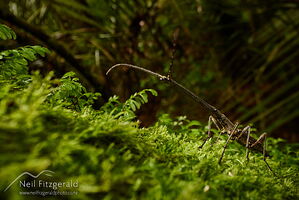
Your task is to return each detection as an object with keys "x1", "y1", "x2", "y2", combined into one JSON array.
[
  {"x1": 0, "y1": 24, "x2": 16, "y2": 40},
  {"x1": 0, "y1": 25, "x2": 298, "y2": 199}
]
